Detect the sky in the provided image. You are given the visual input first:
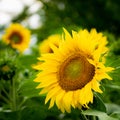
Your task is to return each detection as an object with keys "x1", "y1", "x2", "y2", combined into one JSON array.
[{"x1": 0, "y1": 0, "x2": 43, "y2": 29}]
